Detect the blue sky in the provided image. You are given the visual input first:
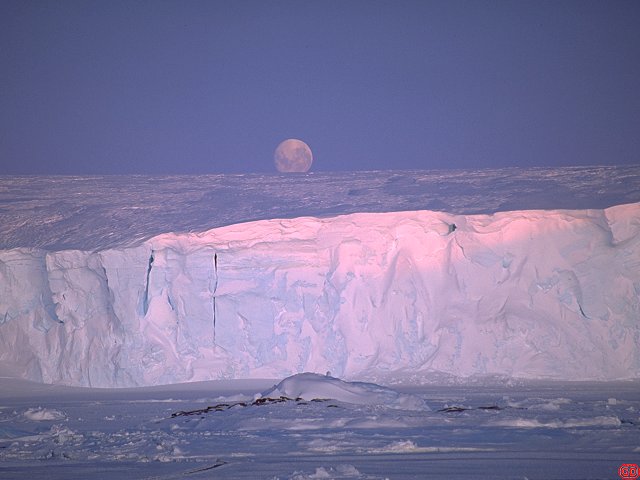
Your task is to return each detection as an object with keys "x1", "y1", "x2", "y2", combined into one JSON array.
[{"x1": 1, "y1": 0, "x2": 639, "y2": 174}]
